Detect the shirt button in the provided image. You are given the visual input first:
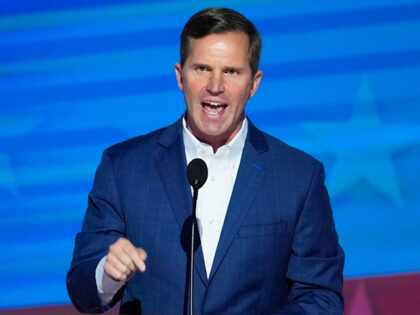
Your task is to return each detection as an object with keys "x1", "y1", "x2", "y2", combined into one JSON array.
[
  {"x1": 209, "y1": 219, "x2": 214, "y2": 224},
  {"x1": 211, "y1": 175, "x2": 215, "y2": 181}
]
